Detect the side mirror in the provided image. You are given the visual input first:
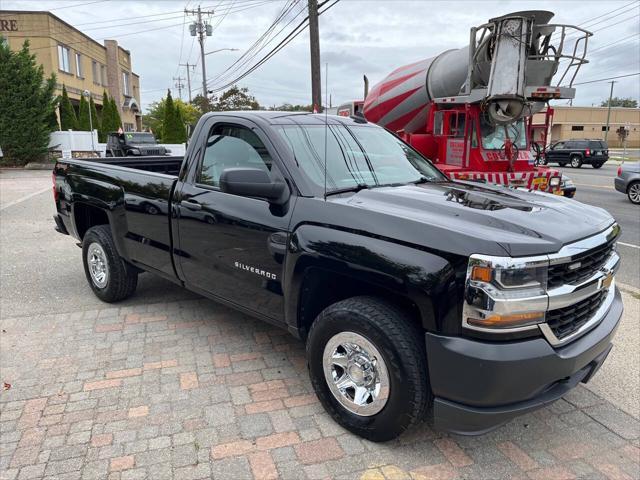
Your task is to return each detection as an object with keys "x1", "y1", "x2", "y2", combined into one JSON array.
[{"x1": 220, "y1": 168, "x2": 289, "y2": 204}]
